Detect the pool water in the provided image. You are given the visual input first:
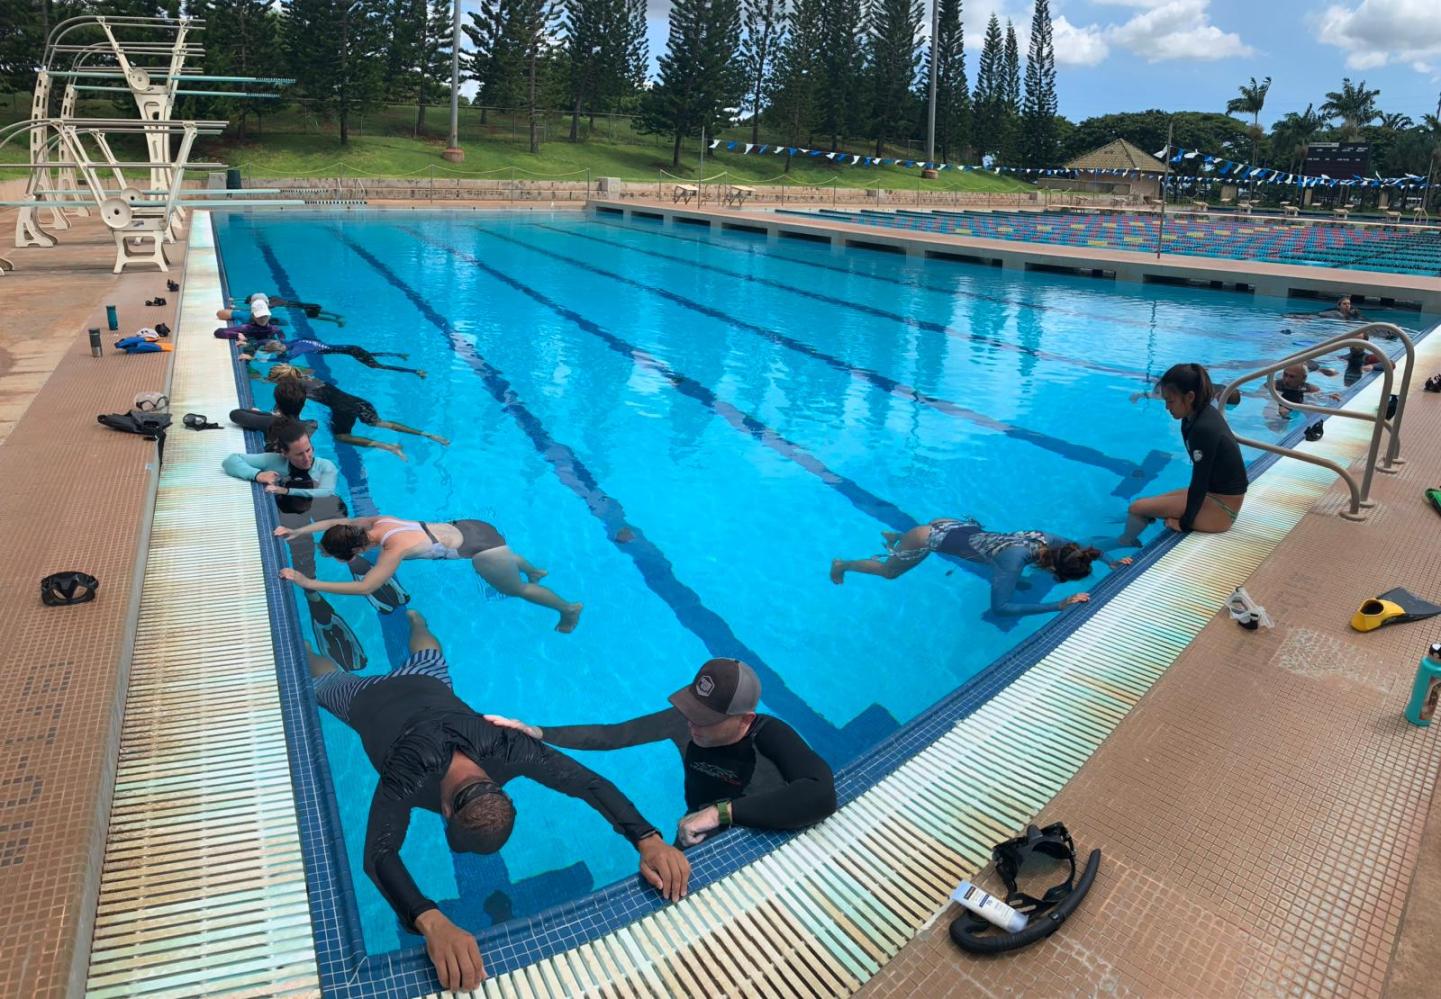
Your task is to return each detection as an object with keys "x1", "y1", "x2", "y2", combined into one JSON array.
[{"x1": 213, "y1": 210, "x2": 1418, "y2": 953}]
